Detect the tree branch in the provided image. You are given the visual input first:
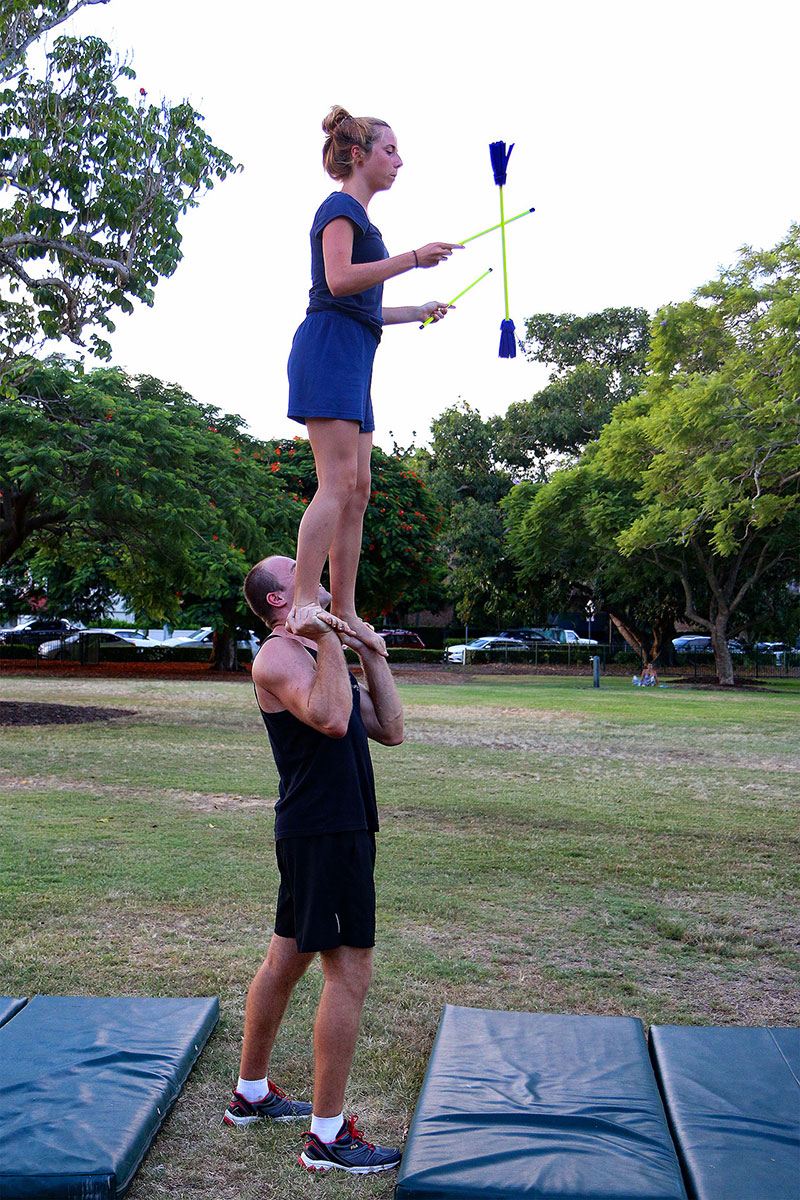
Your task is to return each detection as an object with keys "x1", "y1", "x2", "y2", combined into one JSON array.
[
  {"x1": 0, "y1": 1, "x2": 111, "y2": 80},
  {"x1": 0, "y1": 235, "x2": 131, "y2": 281}
]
